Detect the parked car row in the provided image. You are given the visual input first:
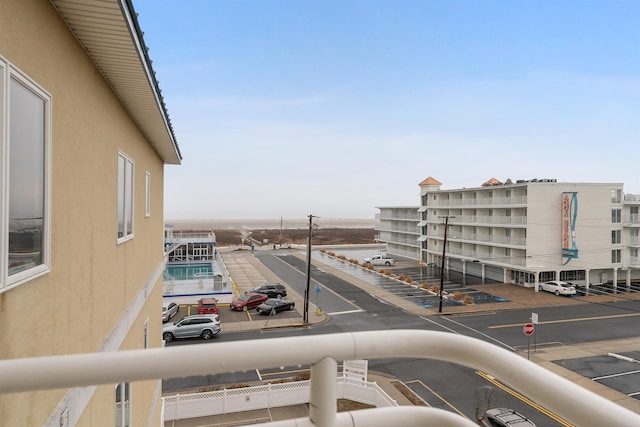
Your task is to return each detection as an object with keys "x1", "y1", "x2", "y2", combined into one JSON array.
[{"x1": 161, "y1": 283, "x2": 294, "y2": 342}]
